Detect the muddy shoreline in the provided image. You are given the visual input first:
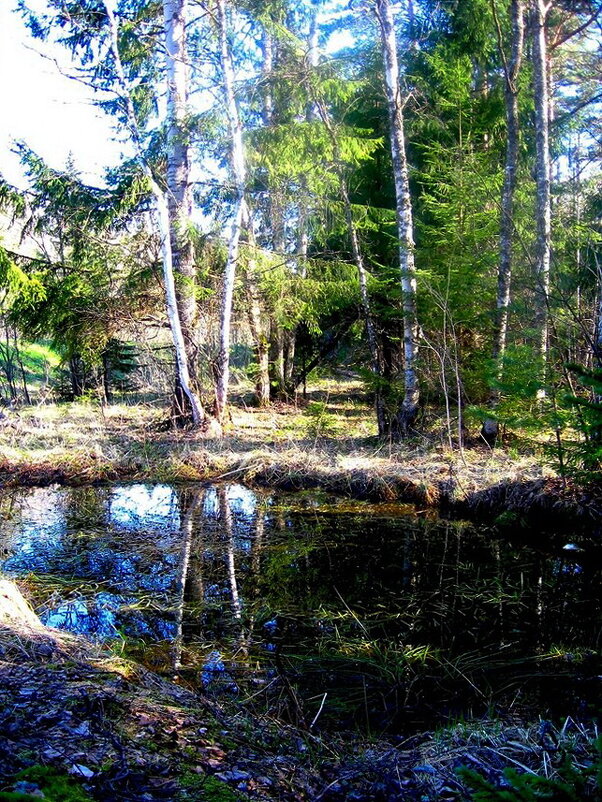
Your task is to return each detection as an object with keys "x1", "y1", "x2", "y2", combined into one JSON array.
[{"x1": 0, "y1": 587, "x2": 599, "y2": 802}]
